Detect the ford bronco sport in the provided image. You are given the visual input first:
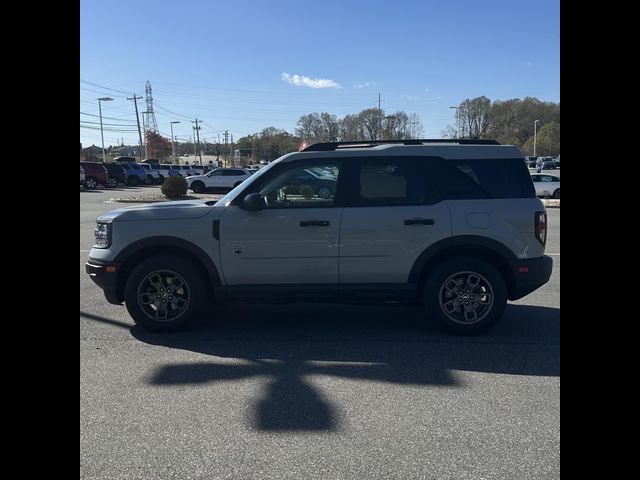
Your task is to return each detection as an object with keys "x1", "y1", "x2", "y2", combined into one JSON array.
[{"x1": 86, "y1": 139, "x2": 552, "y2": 334}]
